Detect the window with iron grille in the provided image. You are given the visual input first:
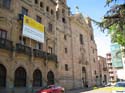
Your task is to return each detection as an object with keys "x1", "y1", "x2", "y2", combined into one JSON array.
[
  {"x1": 2, "y1": 0, "x2": 11, "y2": 9},
  {"x1": 22, "y1": 7, "x2": 28, "y2": 15},
  {"x1": 14, "y1": 67, "x2": 26, "y2": 87},
  {"x1": 0, "y1": 29, "x2": 7, "y2": 39},
  {"x1": 33, "y1": 69, "x2": 42, "y2": 87}
]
